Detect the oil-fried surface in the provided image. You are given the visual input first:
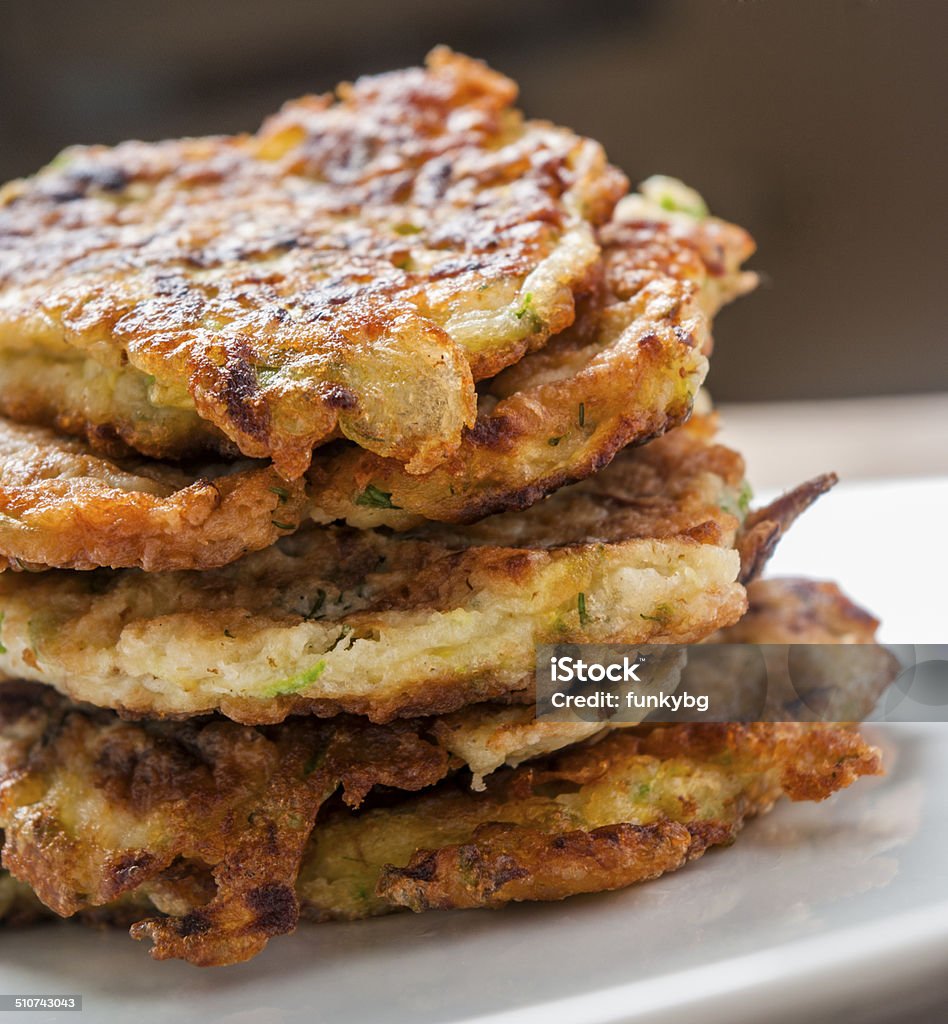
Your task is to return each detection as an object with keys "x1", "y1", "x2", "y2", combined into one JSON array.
[
  {"x1": 0, "y1": 49, "x2": 628, "y2": 479},
  {"x1": 0, "y1": 578, "x2": 888, "y2": 959},
  {"x1": 431, "y1": 577, "x2": 895, "y2": 783},
  {"x1": 696, "y1": 577, "x2": 900, "y2": 722},
  {"x1": 0, "y1": 184, "x2": 755, "y2": 571},
  {"x1": 300, "y1": 723, "x2": 881, "y2": 920},
  {"x1": 0, "y1": 691, "x2": 882, "y2": 959},
  {"x1": 0, "y1": 419, "x2": 307, "y2": 571},
  {"x1": 726, "y1": 577, "x2": 882, "y2": 644},
  {"x1": 736, "y1": 473, "x2": 837, "y2": 584},
  {"x1": 307, "y1": 192, "x2": 755, "y2": 529},
  {"x1": 0, "y1": 683, "x2": 450, "y2": 965},
  {"x1": 0, "y1": 419, "x2": 748, "y2": 723}
]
